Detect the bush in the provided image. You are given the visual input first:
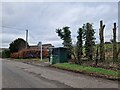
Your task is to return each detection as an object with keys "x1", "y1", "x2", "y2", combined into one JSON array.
[
  {"x1": 10, "y1": 48, "x2": 49, "y2": 59},
  {"x1": 0, "y1": 52, "x2": 2, "y2": 58},
  {"x1": 2, "y1": 49, "x2": 10, "y2": 58},
  {"x1": 10, "y1": 52, "x2": 19, "y2": 59}
]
